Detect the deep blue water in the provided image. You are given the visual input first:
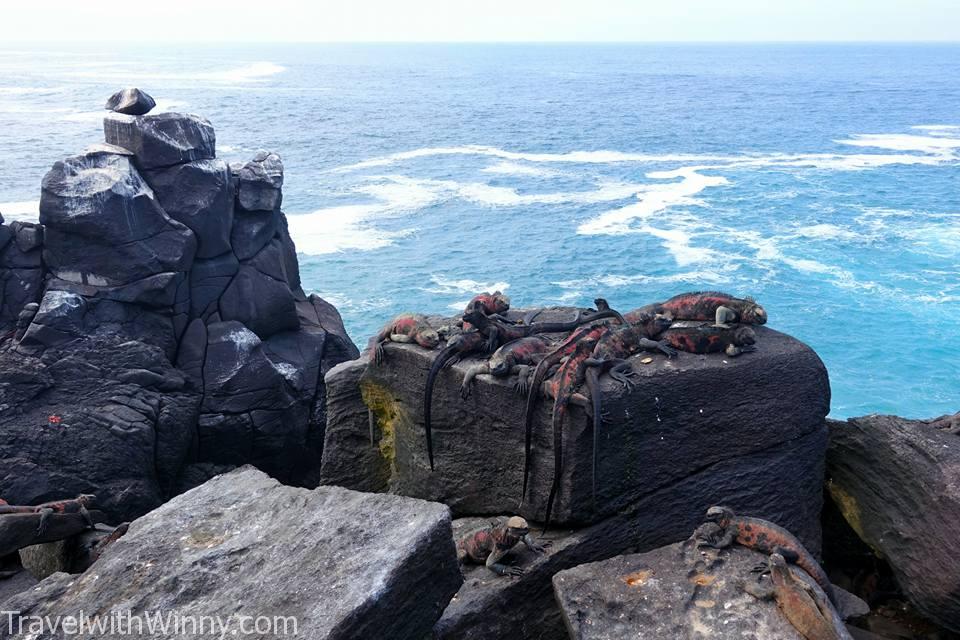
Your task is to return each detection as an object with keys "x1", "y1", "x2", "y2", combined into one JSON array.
[{"x1": 0, "y1": 43, "x2": 957, "y2": 418}]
